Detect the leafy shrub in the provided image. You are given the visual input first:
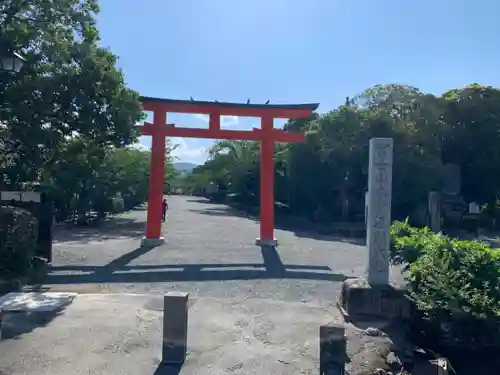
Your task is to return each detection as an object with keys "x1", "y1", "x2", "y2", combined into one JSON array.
[
  {"x1": 391, "y1": 219, "x2": 500, "y2": 350},
  {"x1": 0, "y1": 205, "x2": 38, "y2": 279},
  {"x1": 409, "y1": 237, "x2": 500, "y2": 349},
  {"x1": 390, "y1": 218, "x2": 438, "y2": 268}
]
